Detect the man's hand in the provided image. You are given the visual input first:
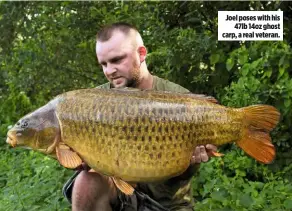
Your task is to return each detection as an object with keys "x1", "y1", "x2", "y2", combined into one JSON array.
[{"x1": 190, "y1": 144, "x2": 217, "y2": 165}]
